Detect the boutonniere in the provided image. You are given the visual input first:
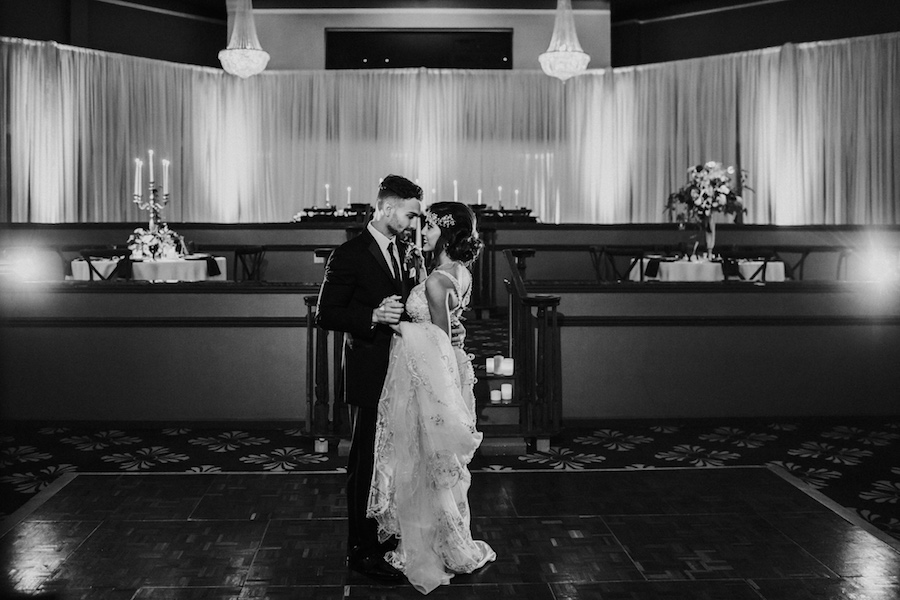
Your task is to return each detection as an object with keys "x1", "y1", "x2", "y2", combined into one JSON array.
[{"x1": 404, "y1": 243, "x2": 422, "y2": 274}]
